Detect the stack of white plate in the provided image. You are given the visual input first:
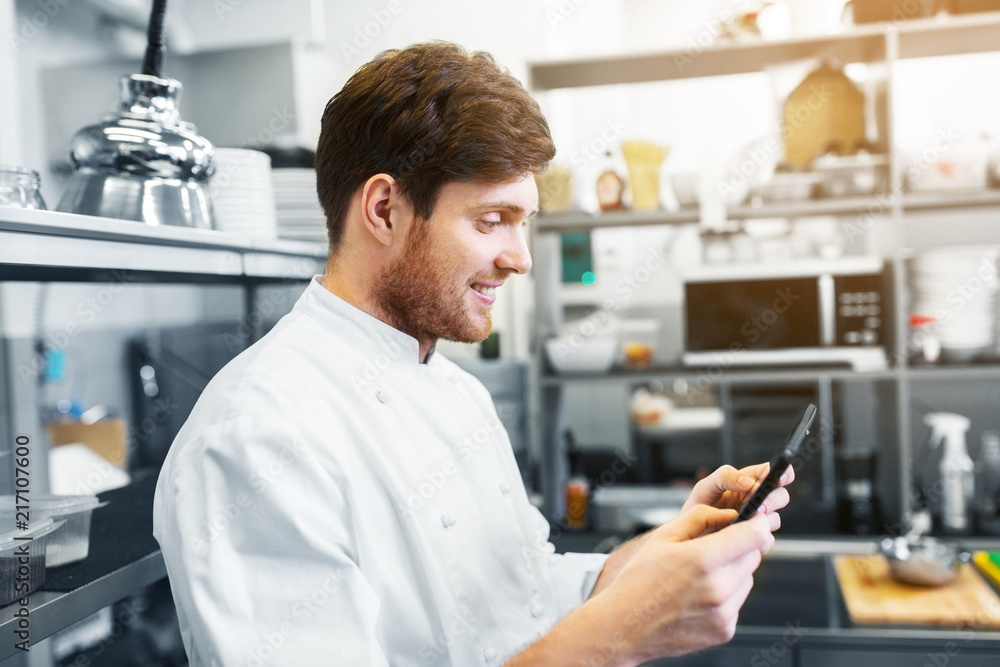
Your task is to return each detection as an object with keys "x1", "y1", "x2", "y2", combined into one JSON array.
[
  {"x1": 271, "y1": 168, "x2": 327, "y2": 244},
  {"x1": 209, "y1": 148, "x2": 277, "y2": 238},
  {"x1": 909, "y1": 245, "x2": 1000, "y2": 362}
]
